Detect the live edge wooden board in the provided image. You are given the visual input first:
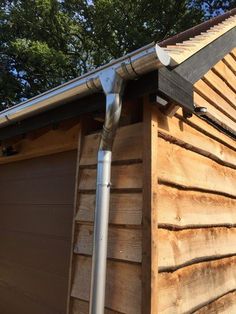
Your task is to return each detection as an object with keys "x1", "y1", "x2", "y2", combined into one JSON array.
[
  {"x1": 0, "y1": 12, "x2": 235, "y2": 314},
  {"x1": 69, "y1": 49, "x2": 236, "y2": 314}
]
